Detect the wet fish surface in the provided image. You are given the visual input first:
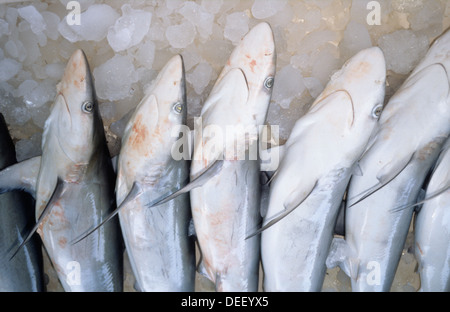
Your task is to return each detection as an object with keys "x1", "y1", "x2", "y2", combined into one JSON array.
[
  {"x1": 327, "y1": 29, "x2": 450, "y2": 292},
  {"x1": 0, "y1": 113, "x2": 44, "y2": 292},
  {"x1": 115, "y1": 55, "x2": 195, "y2": 291},
  {"x1": 189, "y1": 22, "x2": 276, "y2": 291},
  {"x1": 0, "y1": 50, "x2": 123, "y2": 291},
  {"x1": 414, "y1": 141, "x2": 450, "y2": 292},
  {"x1": 260, "y1": 47, "x2": 386, "y2": 291}
]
